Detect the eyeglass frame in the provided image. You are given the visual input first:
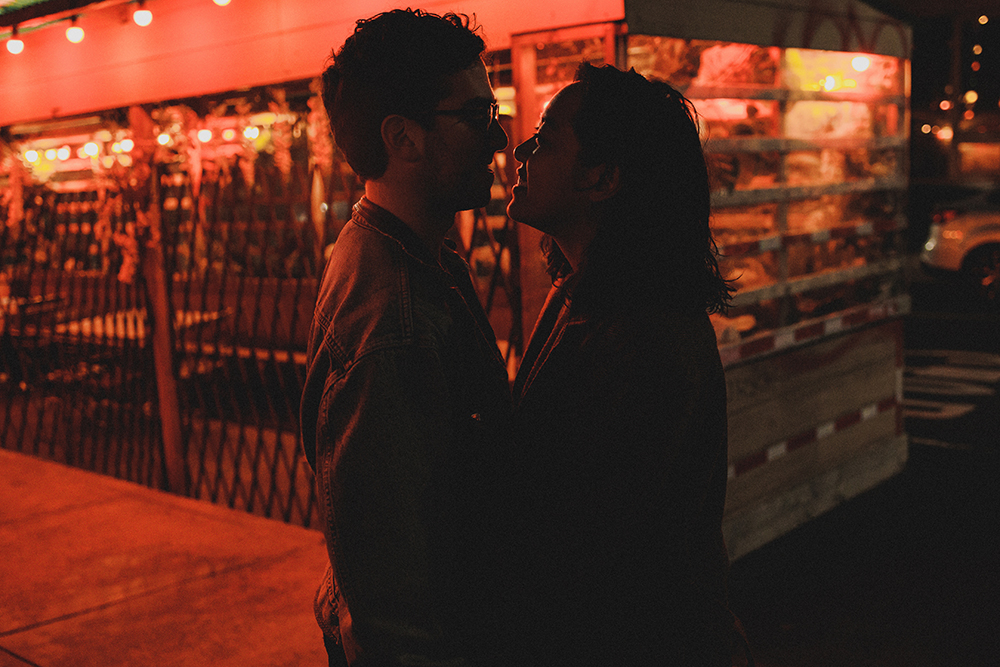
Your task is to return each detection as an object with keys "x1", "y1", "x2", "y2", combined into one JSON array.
[{"x1": 428, "y1": 101, "x2": 501, "y2": 132}]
